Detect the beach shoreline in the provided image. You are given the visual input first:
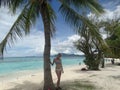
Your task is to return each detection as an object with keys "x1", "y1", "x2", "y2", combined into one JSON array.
[
  {"x1": 0, "y1": 64, "x2": 85, "y2": 90},
  {"x1": 1, "y1": 63, "x2": 120, "y2": 90}
]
